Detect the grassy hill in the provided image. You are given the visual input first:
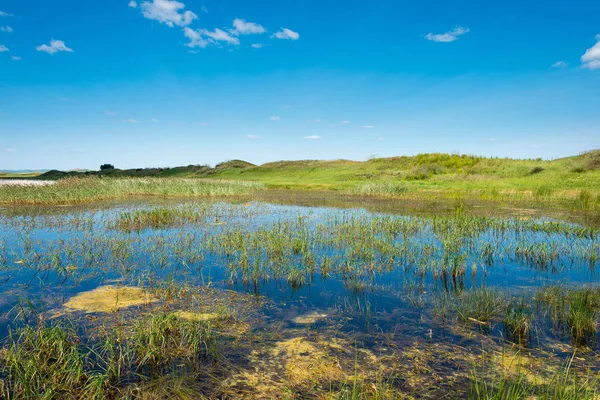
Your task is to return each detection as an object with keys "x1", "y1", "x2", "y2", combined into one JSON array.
[{"x1": 23, "y1": 151, "x2": 600, "y2": 210}]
